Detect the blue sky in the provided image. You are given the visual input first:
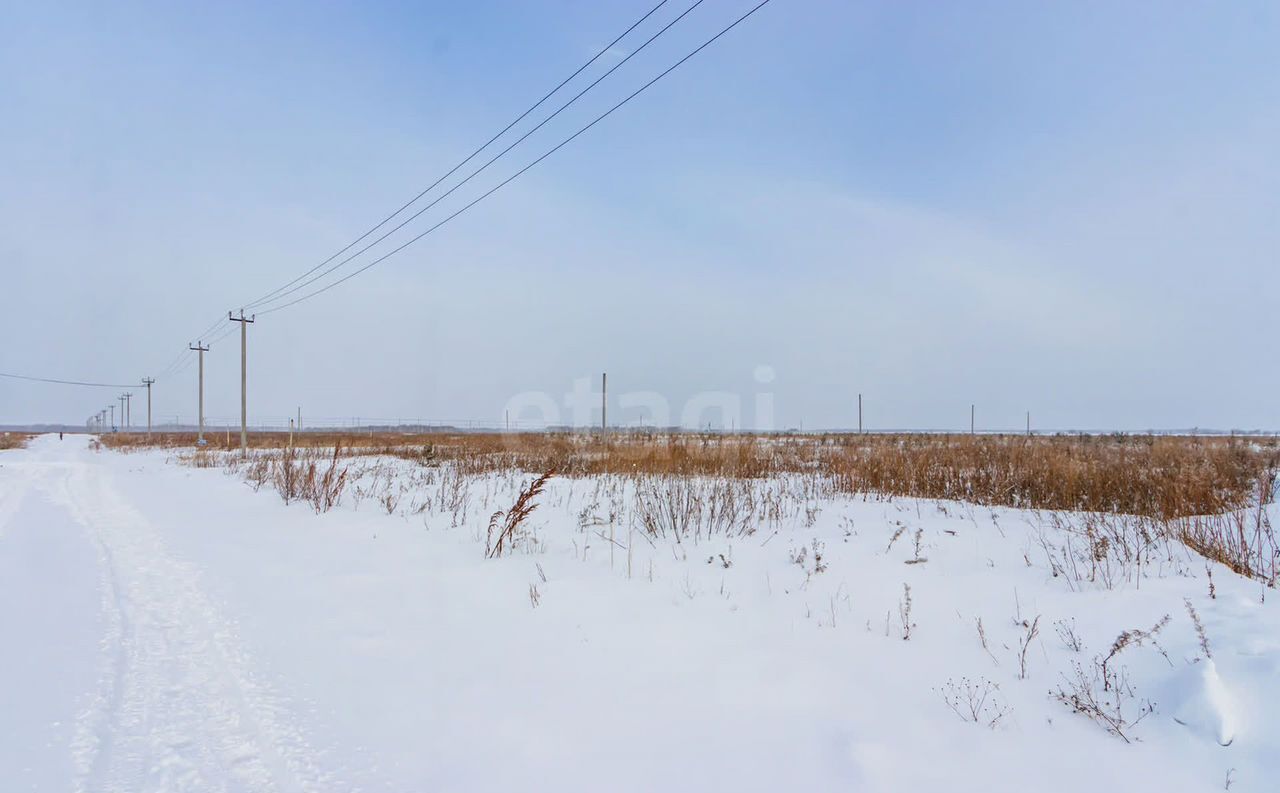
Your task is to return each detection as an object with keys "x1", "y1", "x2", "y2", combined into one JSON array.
[{"x1": 2, "y1": 1, "x2": 1277, "y2": 430}]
